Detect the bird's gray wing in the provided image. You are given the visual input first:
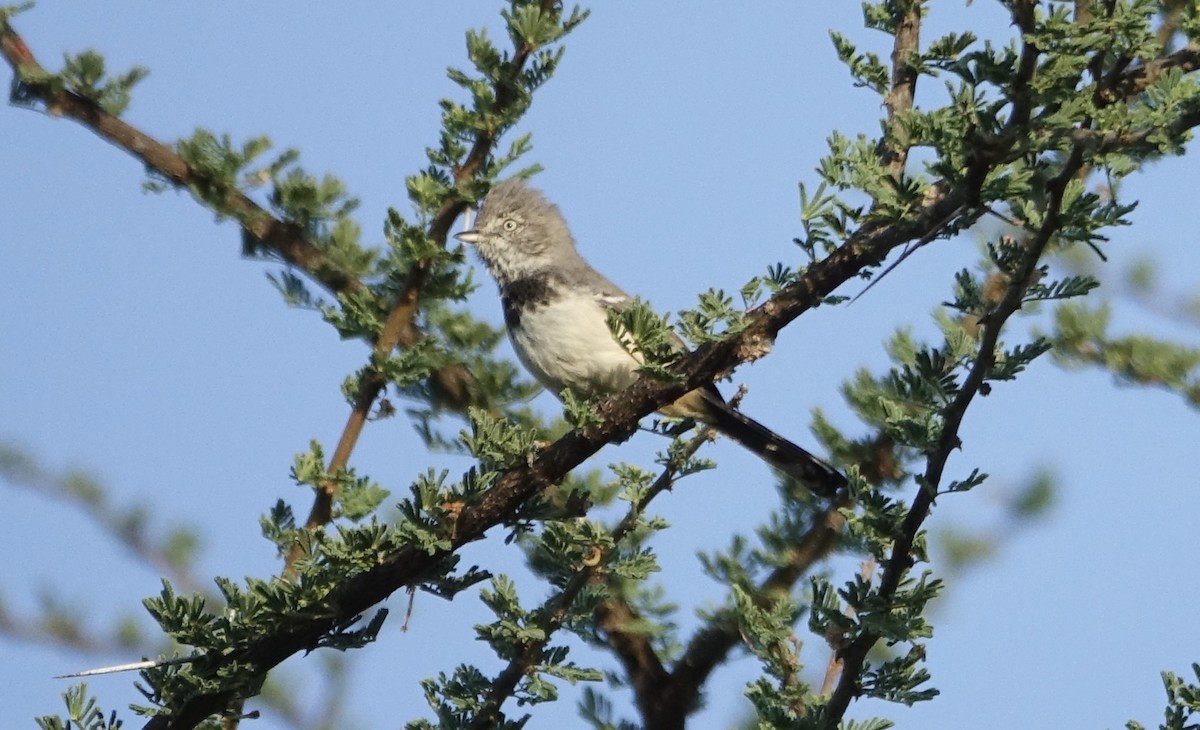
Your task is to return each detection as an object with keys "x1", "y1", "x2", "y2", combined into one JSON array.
[{"x1": 574, "y1": 267, "x2": 728, "y2": 404}]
